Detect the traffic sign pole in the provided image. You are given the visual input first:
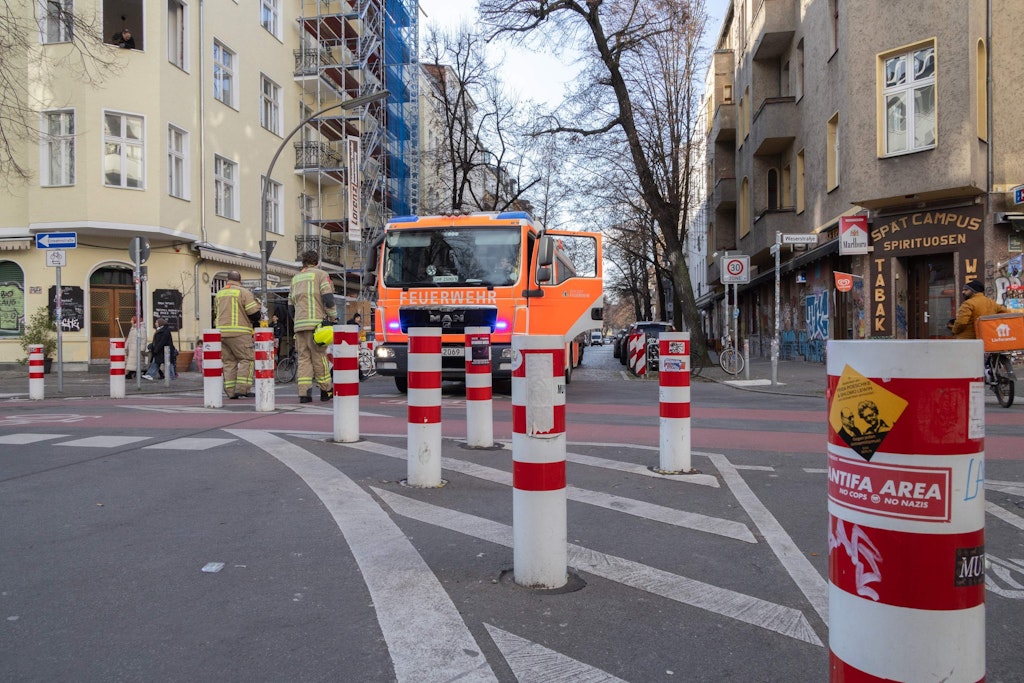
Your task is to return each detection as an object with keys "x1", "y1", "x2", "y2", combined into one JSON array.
[
  {"x1": 55, "y1": 264, "x2": 64, "y2": 393},
  {"x1": 773, "y1": 232, "x2": 780, "y2": 386}
]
